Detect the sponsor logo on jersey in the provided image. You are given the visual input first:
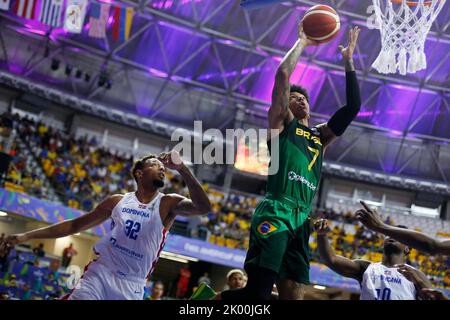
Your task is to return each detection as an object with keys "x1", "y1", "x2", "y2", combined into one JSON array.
[
  {"x1": 257, "y1": 221, "x2": 278, "y2": 236},
  {"x1": 109, "y1": 239, "x2": 144, "y2": 260},
  {"x1": 112, "y1": 242, "x2": 144, "y2": 260},
  {"x1": 288, "y1": 171, "x2": 317, "y2": 191},
  {"x1": 295, "y1": 128, "x2": 322, "y2": 146},
  {"x1": 138, "y1": 204, "x2": 147, "y2": 209},
  {"x1": 122, "y1": 207, "x2": 150, "y2": 218}
]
